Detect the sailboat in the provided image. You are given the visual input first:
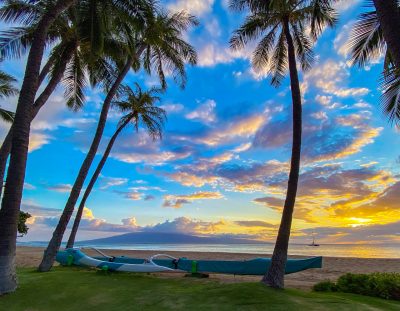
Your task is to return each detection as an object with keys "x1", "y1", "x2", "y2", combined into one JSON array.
[{"x1": 308, "y1": 231, "x2": 320, "y2": 247}]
